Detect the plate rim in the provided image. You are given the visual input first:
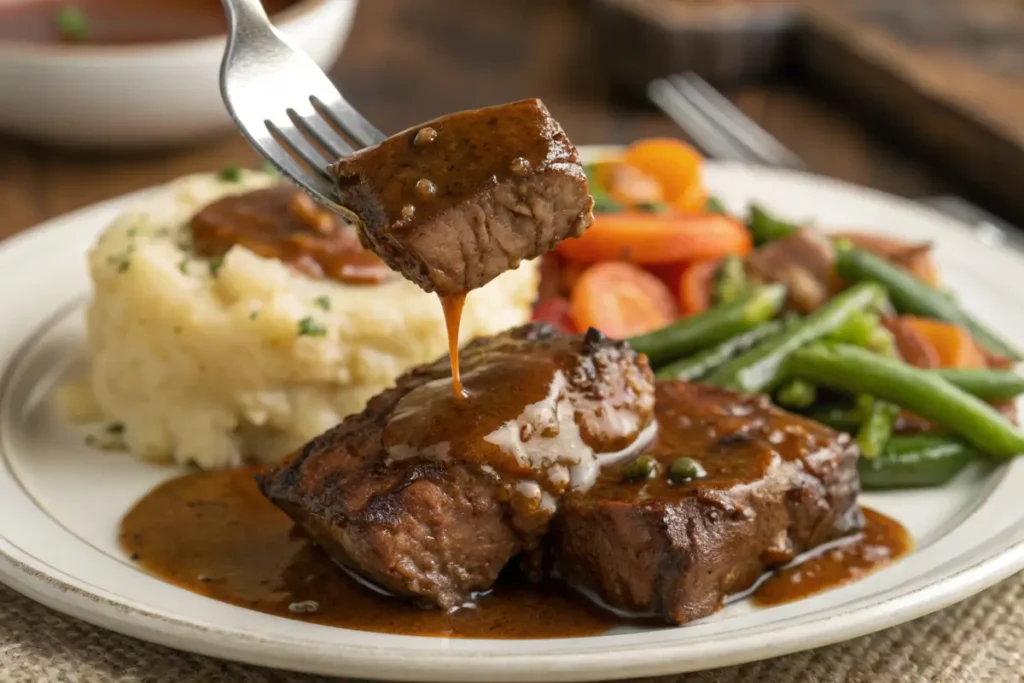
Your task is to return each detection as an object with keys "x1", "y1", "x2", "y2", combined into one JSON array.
[{"x1": 2, "y1": 156, "x2": 1024, "y2": 682}]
